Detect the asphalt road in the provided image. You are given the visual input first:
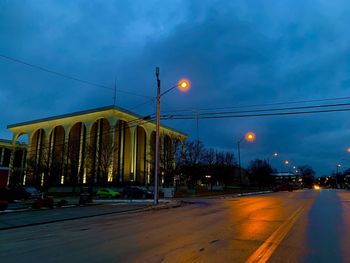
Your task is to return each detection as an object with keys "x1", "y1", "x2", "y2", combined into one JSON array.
[{"x1": 1, "y1": 189, "x2": 350, "y2": 263}]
